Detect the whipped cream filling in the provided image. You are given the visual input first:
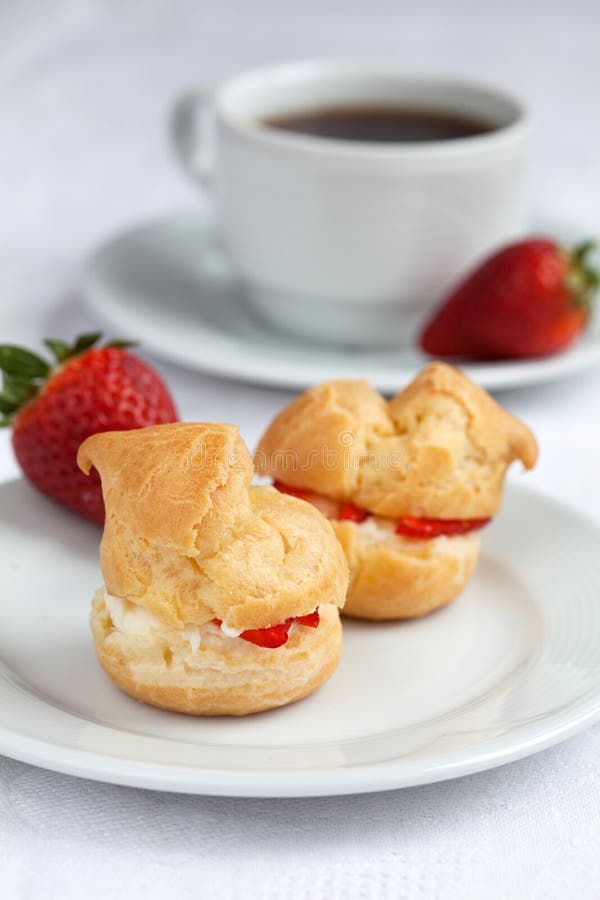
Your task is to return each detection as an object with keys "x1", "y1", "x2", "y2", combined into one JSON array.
[
  {"x1": 103, "y1": 590, "x2": 245, "y2": 652},
  {"x1": 353, "y1": 516, "x2": 397, "y2": 543},
  {"x1": 219, "y1": 622, "x2": 244, "y2": 638},
  {"x1": 181, "y1": 627, "x2": 202, "y2": 654},
  {"x1": 104, "y1": 590, "x2": 163, "y2": 635}
]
